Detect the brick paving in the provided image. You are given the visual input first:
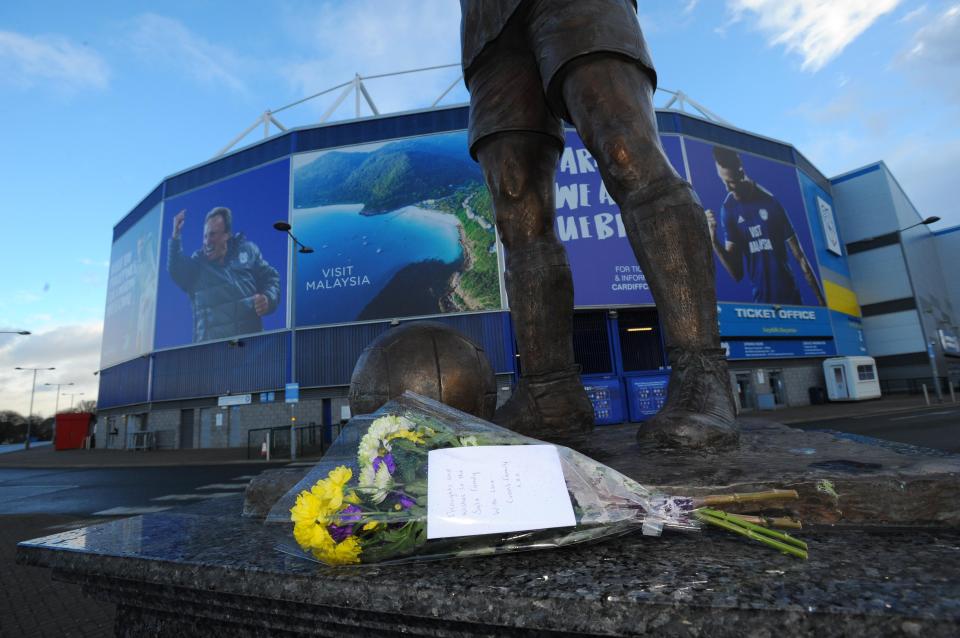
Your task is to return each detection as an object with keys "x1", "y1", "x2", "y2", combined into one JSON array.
[{"x1": 2, "y1": 515, "x2": 115, "y2": 637}]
